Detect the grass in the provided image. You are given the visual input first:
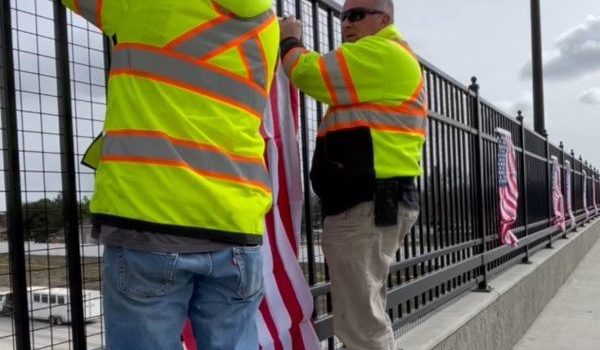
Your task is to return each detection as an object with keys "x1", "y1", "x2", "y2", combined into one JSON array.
[{"x1": 0, "y1": 254, "x2": 102, "y2": 291}]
